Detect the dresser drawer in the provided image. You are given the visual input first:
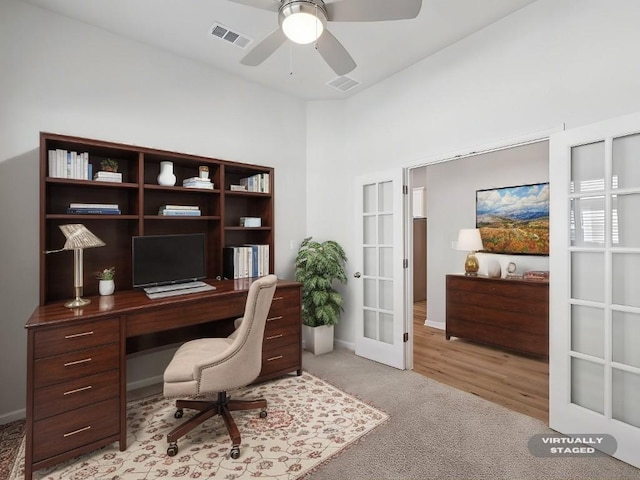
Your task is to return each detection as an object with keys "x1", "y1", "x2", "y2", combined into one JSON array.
[
  {"x1": 259, "y1": 342, "x2": 300, "y2": 378},
  {"x1": 34, "y1": 343, "x2": 119, "y2": 387},
  {"x1": 269, "y1": 287, "x2": 301, "y2": 316},
  {"x1": 33, "y1": 369, "x2": 119, "y2": 421},
  {"x1": 33, "y1": 397, "x2": 119, "y2": 463},
  {"x1": 263, "y1": 322, "x2": 300, "y2": 350},
  {"x1": 34, "y1": 317, "x2": 119, "y2": 359}
]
